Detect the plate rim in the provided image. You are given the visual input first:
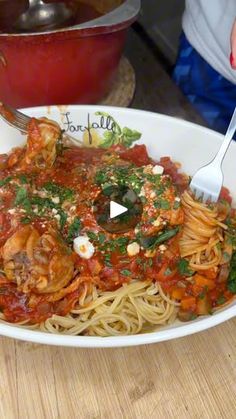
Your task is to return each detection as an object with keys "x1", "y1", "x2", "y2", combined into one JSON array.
[{"x1": 0, "y1": 105, "x2": 235, "y2": 347}]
